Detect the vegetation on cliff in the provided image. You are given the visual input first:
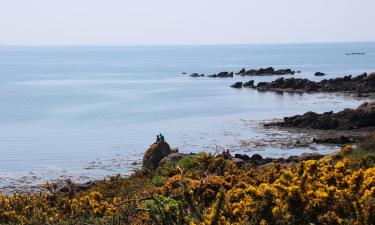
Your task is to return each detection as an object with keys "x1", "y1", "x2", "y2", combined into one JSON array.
[{"x1": 1, "y1": 133, "x2": 375, "y2": 225}]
